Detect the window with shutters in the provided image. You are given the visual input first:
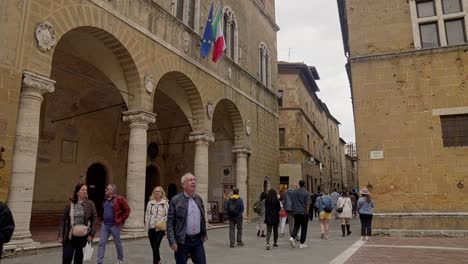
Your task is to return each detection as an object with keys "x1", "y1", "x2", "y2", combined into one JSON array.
[
  {"x1": 279, "y1": 128, "x2": 286, "y2": 147},
  {"x1": 222, "y1": 7, "x2": 239, "y2": 63},
  {"x1": 440, "y1": 114, "x2": 468, "y2": 147},
  {"x1": 259, "y1": 43, "x2": 271, "y2": 88},
  {"x1": 409, "y1": 0, "x2": 467, "y2": 49},
  {"x1": 174, "y1": 0, "x2": 199, "y2": 31}
]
